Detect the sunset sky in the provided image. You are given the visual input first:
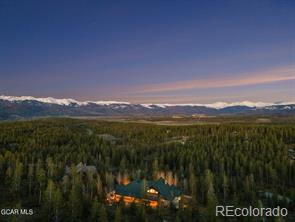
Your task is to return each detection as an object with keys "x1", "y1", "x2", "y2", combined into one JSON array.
[{"x1": 0, "y1": 0, "x2": 294, "y2": 103}]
